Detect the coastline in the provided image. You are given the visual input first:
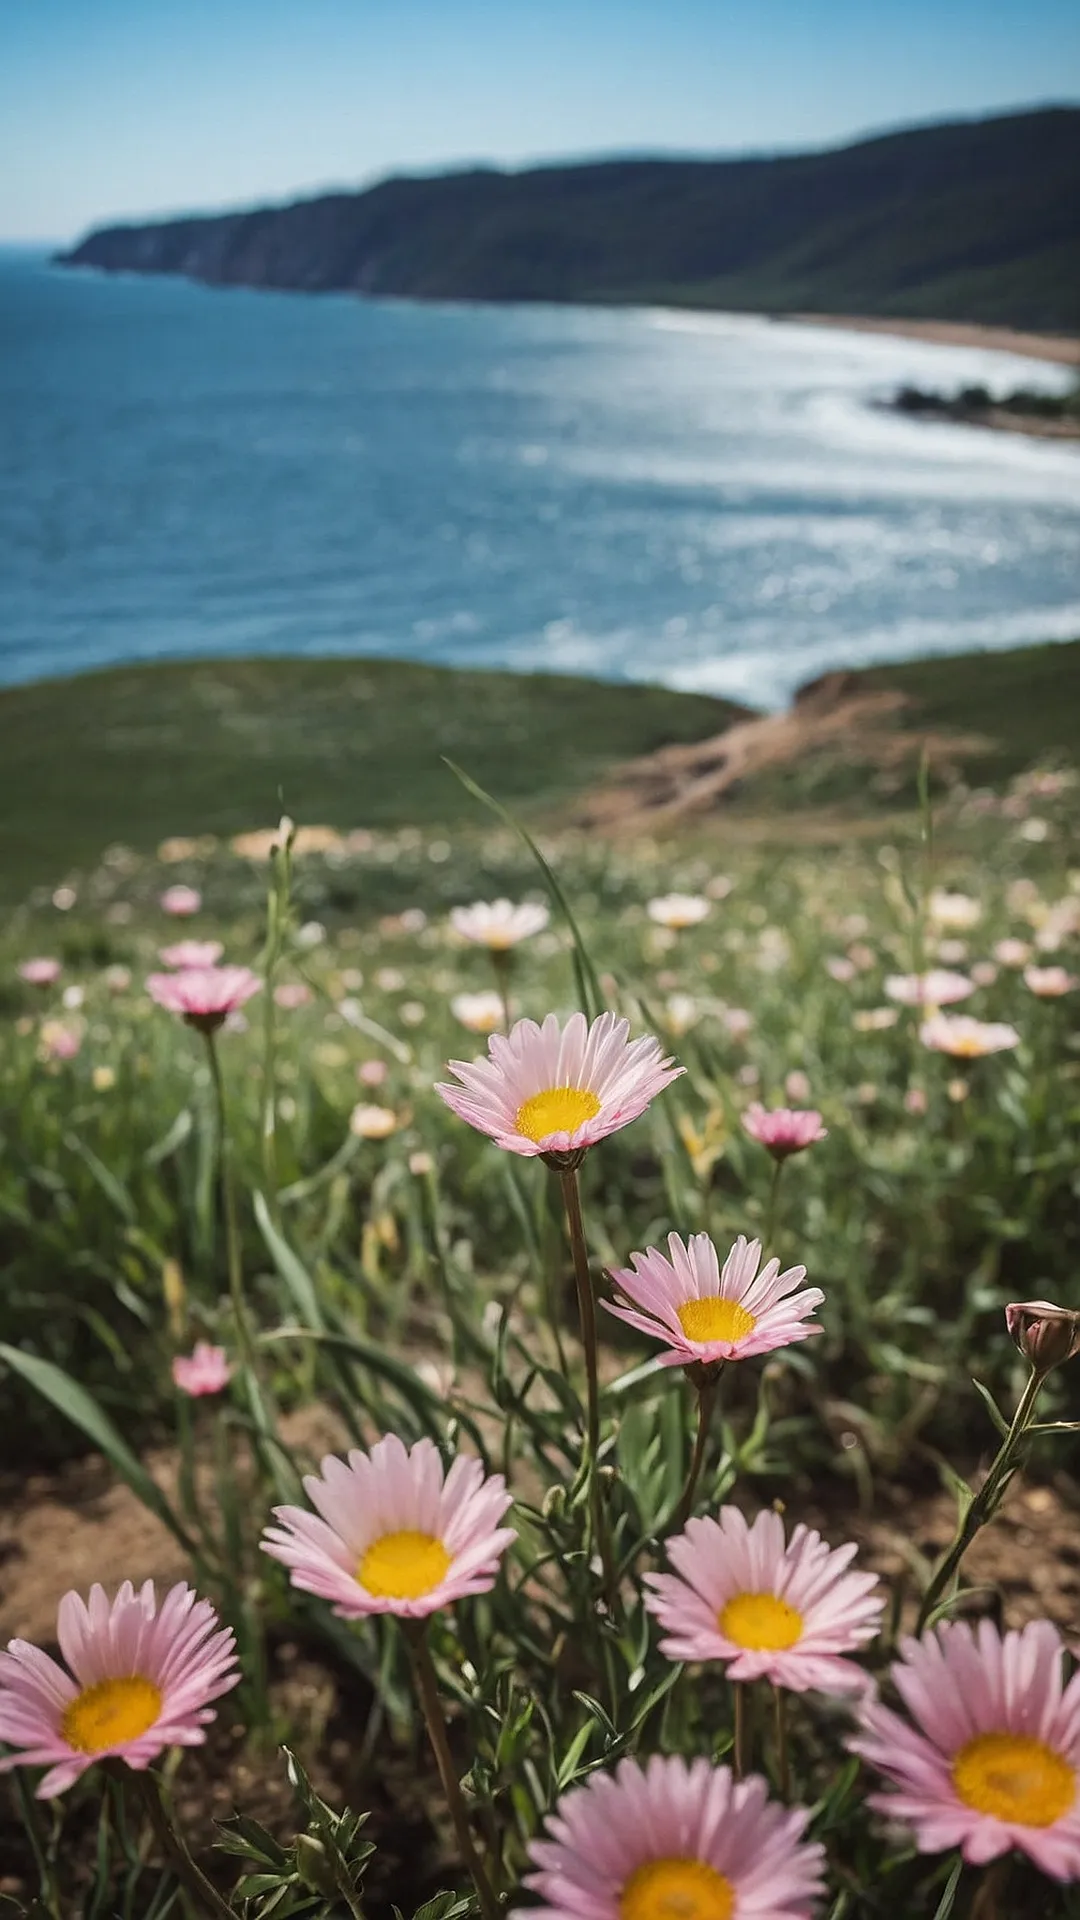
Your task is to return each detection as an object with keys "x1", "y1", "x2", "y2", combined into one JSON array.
[{"x1": 787, "y1": 312, "x2": 1080, "y2": 369}]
